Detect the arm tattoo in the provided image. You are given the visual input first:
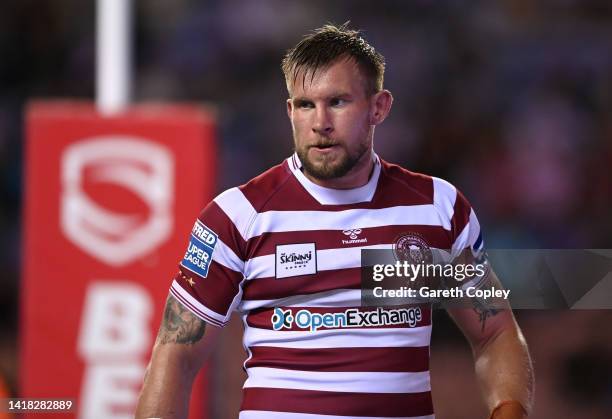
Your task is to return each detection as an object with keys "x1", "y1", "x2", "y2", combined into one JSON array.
[
  {"x1": 157, "y1": 295, "x2": 206, "y2": 344},
  {"x1": 472, "y1": 298, "x2": 500, "y2": 332},
  {"x1": 469, "y1": 264, "x2": 501, "y2": 332}
]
